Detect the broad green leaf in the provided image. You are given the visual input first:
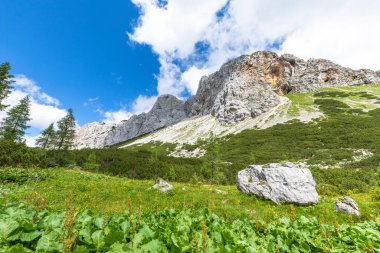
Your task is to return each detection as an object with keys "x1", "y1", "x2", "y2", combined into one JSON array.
[
  {"x1": 140, "y1": 239, "x2": 167, "y2": 252},
  {"x1": 73, "y1": 245, "x2": 89, "y2": 253},
  {"x1": 0, "y1": 219, "x2": 19, "y2": 242},
  {"x1": 92, "y1": 230, "x2": 105, "y2": 251},
  {"x1": 36, "y1": 231, "x2": 63, "y2": 252},
  {"x1": 20, "y1": 230, "x2": 42, "y2": 242},
  {"x1": 3, "y1": 244, "x2": 33, "y2": 253}
]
